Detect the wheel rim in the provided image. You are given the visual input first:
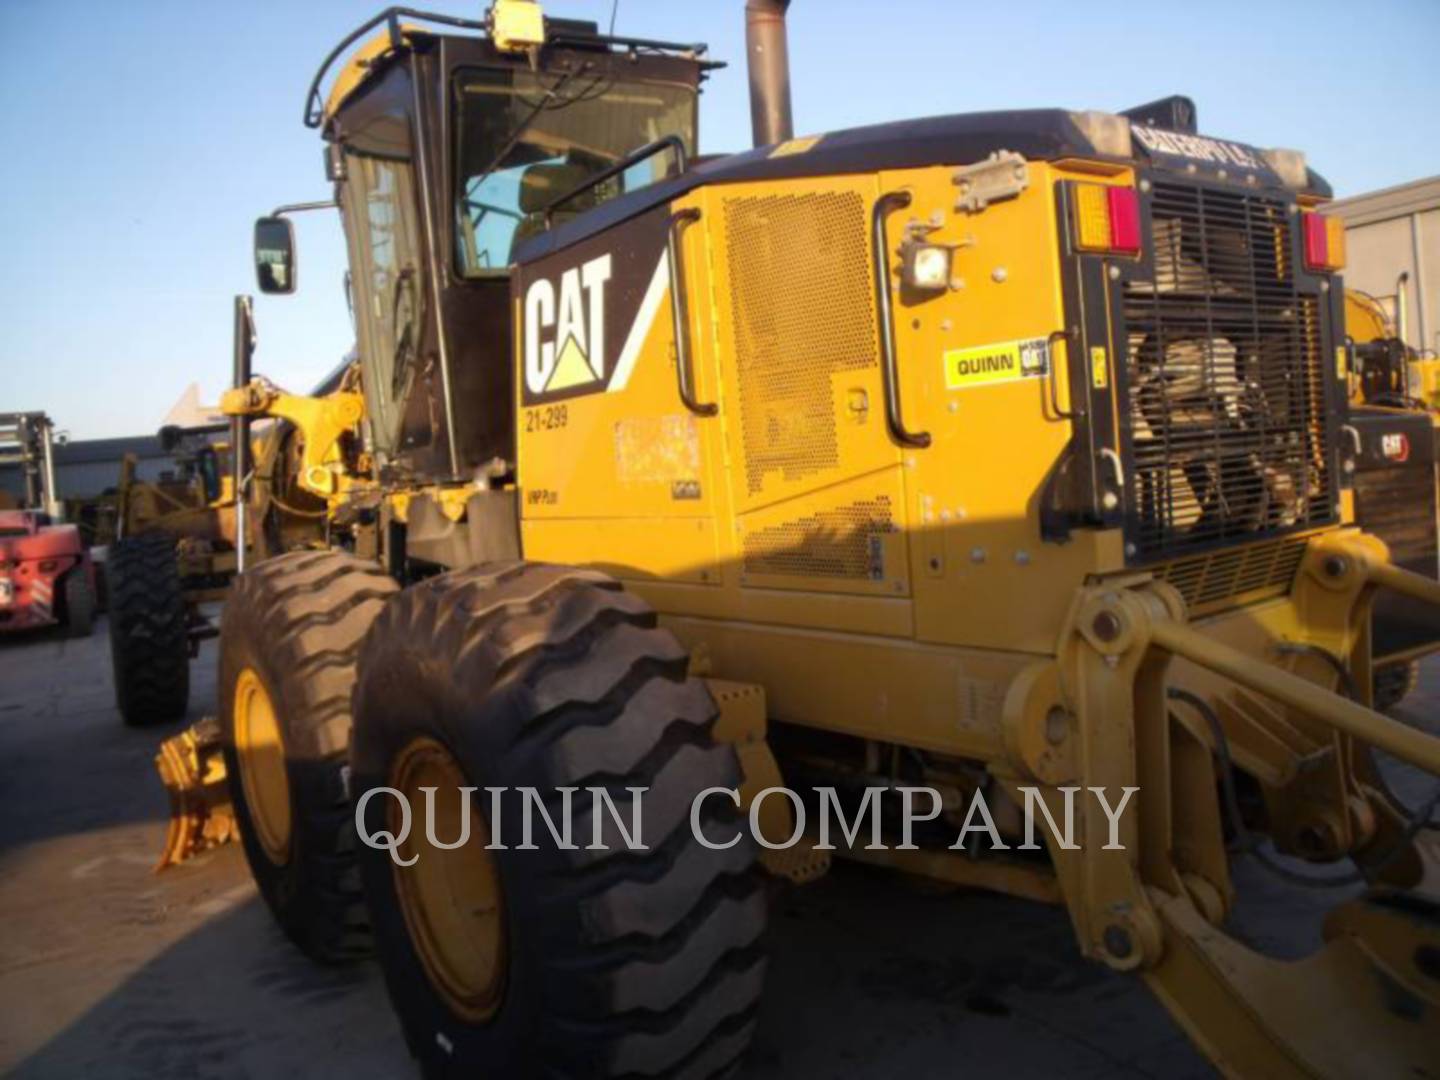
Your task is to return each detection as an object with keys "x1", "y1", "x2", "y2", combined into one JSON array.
[
  {"x1": 233, "y1": 667, "x2": 292, "y2": 864},
  {"x1": 391, "y1": 737, "x2": 506, "y2": 1022}
]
